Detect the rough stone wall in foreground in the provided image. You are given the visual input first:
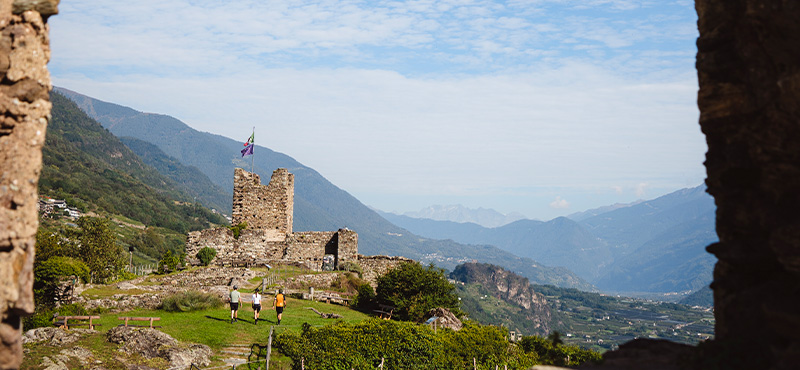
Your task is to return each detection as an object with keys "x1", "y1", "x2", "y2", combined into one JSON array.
[
  {"x1": 231, "y1": 168, "x2": 293, "y2": 234},
  {"x1": 0, "y1": 1, "x2": 57, "y2": 368},
  {"x1": 697, "y1": 0, "x2": 800, "y2": 368}
]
